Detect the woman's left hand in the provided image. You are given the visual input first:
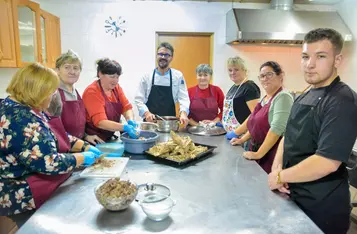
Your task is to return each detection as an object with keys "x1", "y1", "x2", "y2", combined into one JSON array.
[
  {"x1": 243, "y1": 151, "x2": 260, "y2": 160},
  {"x1": 85, "y1": 135, "x2": 105, "y2": 145},
  {"x1": 87, "y1": 146, "x2": 102, "y2": 157}
]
